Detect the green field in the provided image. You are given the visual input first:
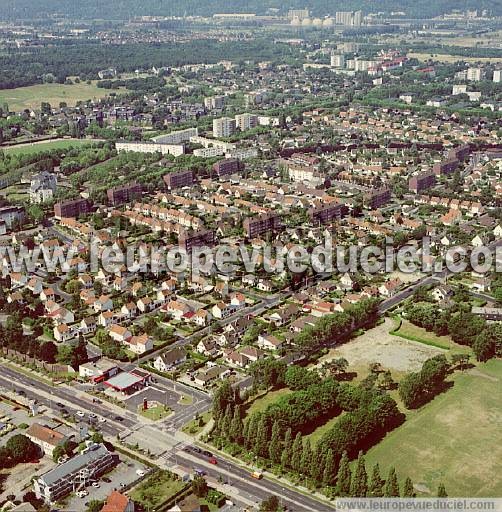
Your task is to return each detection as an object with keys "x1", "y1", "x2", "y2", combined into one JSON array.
[
  {"x1": 0, "y1": 82, "x2": 109, "y2": 111},
  {"x1": 392, "y1": 318, "x2": 470, "y2": 354},
  {"x1": 2, "y1": 139, "x2": 93, "y2": 156},
  {"x1": 364, "y1": 359, "x2": 502, "y2": 497},
  {"x1": 139, "y1": 404, "x2": 171, "y2": 421},
  {"x1": 129, "y1": 470, "x2": 186, "y2": 509},
  {"x1": 245, "y1": 387, "x2": 291, "y2": 417}
]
